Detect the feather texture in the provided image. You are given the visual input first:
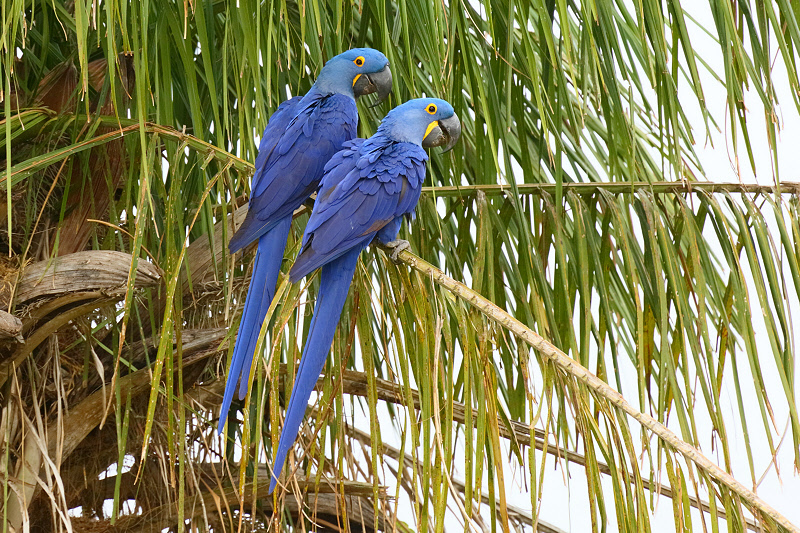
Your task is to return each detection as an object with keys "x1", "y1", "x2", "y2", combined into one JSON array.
[
  {"x1": 221, "y1": 47, "x2": 393, "y2": 434},
  {"x1": 270, "y1": 132, "x2": 428, "y2": 490},
  {"x1": 289, "y1": 136, "x2": 427, "y2": 281},
  {"x1": 219, "y1": 92, "x2": 357, "y2": 434}
]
